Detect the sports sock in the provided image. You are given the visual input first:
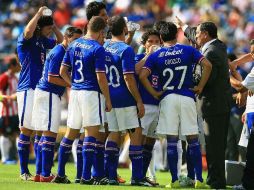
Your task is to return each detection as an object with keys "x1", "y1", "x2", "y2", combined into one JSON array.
[
  {"x1": 18, "y1": 134, "x2": 30, "y2": 174},
  {"x1": 57, "y1": 137, "x2": 73, "y2": 177},
  {"x1": 167, "y1": 138, "x2": 178, "y2": 182},
  {"x1": 129, "y1": 145, "x2": 143, "y2": 180},
  {"x1": 41, "y1": 136, "x2": 56, "y2": 177},
  {"x1": 82, "y1": 136, "x2": 96, "y2": 180},
  {"x1": 104, "y1": 141, "x2": 119, "y2": 180}
]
